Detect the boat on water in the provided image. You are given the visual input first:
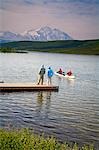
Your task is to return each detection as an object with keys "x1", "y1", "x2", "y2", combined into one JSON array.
[{"x1": 54, "y1": 72, "x2": 75, "y2": 79}]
